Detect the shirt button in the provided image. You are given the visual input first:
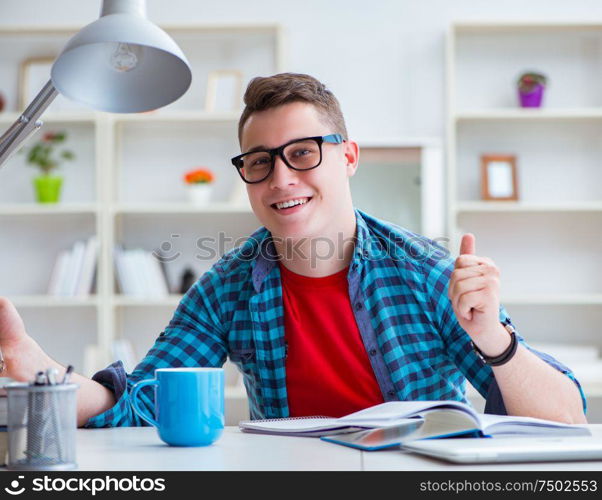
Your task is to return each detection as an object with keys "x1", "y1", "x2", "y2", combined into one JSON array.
[
  {"x1": 387, "y1": 390, "x2": 396, "y2": 397},
  {"x1": 363, "y1": 250, "x2": 370, "y2": 258},
  {"x1": 369, "y1": 348, "x2": 377, "y2": 356},
  {"x1": 355, "y1": 302, "x2": 363, "y2": 310}
]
